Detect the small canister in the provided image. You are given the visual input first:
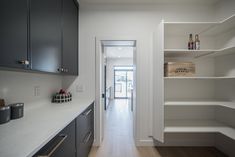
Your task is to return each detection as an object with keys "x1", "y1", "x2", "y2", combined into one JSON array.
[
  {"x1": 0, "y1": 106, "x2": 11, "y2": 124},
  {"x1": 10, "y1": 103, "x2": 24, "y2": 119}
]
